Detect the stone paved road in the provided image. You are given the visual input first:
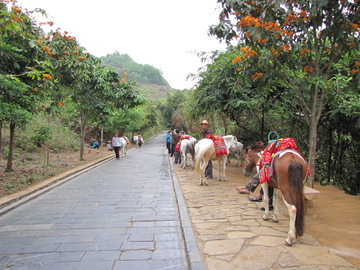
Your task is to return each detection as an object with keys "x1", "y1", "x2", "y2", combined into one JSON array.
[{"x1": 0, "y1": 133, "x2": 203, "y2": 270}]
